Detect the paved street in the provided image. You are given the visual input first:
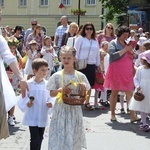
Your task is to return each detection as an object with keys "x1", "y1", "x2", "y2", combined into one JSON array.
[{"x1": 0, "y1": 91, "x2": 150, "y2": 150}]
